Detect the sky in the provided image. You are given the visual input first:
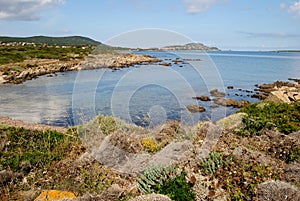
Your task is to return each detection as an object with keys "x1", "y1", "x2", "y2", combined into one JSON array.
[{"x1": 0, "y1": 0, "x2": 300, "y2": 50}]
